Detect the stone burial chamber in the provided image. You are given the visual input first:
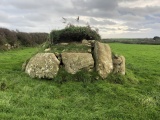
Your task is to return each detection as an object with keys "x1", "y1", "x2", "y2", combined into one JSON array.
[{"x1": 23, "y1": 41, "x2": 125, "y2": 79}]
